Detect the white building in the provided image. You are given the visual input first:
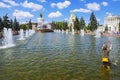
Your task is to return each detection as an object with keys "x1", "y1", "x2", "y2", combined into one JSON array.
[
  {"x1": 68, "y1": 12, "x2": 76, "y2": 31},
  {"x1": 104, "y1": 14, "x2": 120, "y2": 32}
]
